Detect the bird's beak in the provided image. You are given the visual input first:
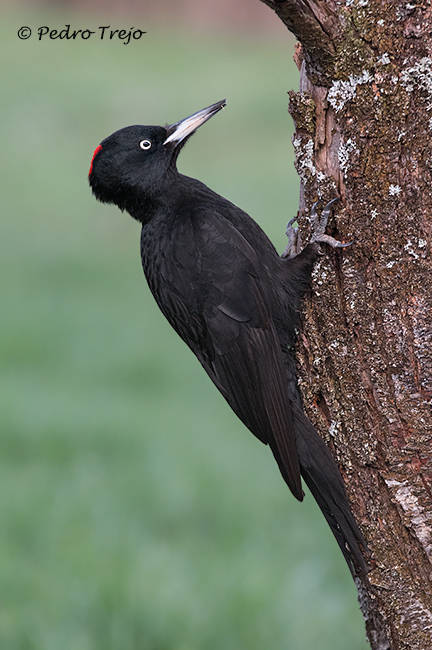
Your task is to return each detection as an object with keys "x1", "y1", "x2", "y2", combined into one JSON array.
[{"x1": 164, "y1": 99, "x2": 227, "y2": 146}]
